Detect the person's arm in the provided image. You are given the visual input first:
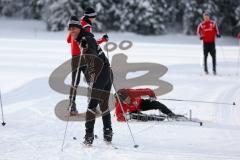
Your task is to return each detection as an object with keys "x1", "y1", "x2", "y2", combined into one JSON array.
[
  {"x1": 67, "y1": 34, "x2": 71, "y2": 43},
  {"x1": 127, "y1": 88, "x2": 156, "y2": 99},
  {"x1": 197, "y1": 23, "x2": 203, "y2": 40},
  {"x1": 97, "y1": 34, "x2": 109, "y2": 45},
  {"x1": 115, "y1": 101, "x2": 127, "y2": 122},
  {"x1": 84, "y1": 26, "x2": 91, "y2": 33},
  {"x1": 215, "y1": 22, "x2": 221, "y2": 38}
]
